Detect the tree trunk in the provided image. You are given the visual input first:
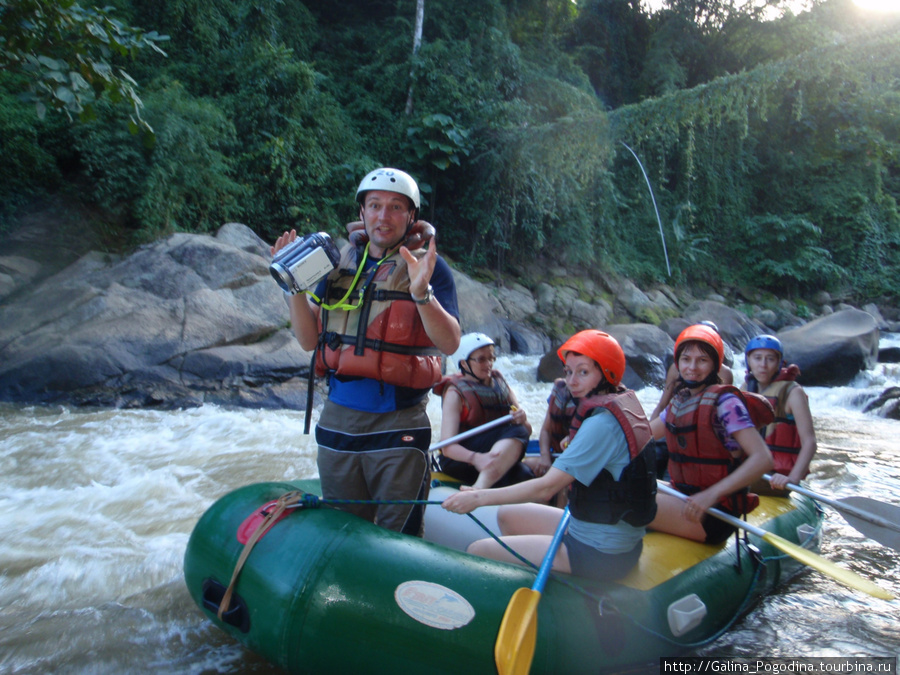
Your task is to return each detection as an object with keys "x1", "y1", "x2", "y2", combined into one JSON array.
[{"x1": 404, "y1": 0, "x2": 425, "y2": 116}]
